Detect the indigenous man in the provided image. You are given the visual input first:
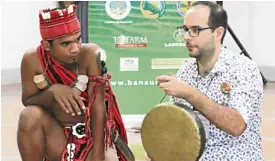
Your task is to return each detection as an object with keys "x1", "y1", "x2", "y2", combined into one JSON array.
[{"x1": 17, "y1": 4, "x2": 129, "y2": 161}]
